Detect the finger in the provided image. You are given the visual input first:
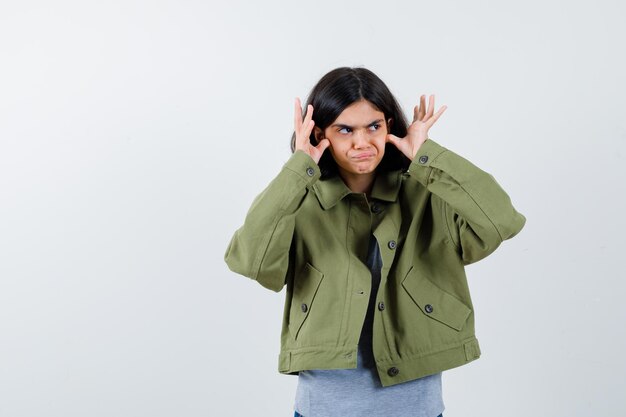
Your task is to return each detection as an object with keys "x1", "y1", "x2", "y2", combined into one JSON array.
[
  {"x1": 304, "y1": 104, "x2": 313, "y2": 121},
  {"x1": 294, "y1": 97, "x2": 303, "y2": 131},
  {"x1": 295, "y1": 120, "x2": 314, "y2": 151},
  {"x1": 419, "y1": 95, "x2": 426, "y2": 120},
  {"x1": 427, "y1": 105, "x2": 447, "y2": 127},
  {"x1": 386, "y1": 133, "x2": 401, "y2": 145},
  {"x1": 302, "y1": 104, "x2": 314, "y2": 133},
  {"x1": 413, "y1": 104, "x2": 419, "y2": 123},
  {"x1": 316, "y1": 138, "x2": 330, "y2": 153},
  {"x1": 426, "y1": 95, "x2": 435, "y2": 119},
  {"x1": 303, "y1": 119, "x2": 315, "y2": 141}
]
